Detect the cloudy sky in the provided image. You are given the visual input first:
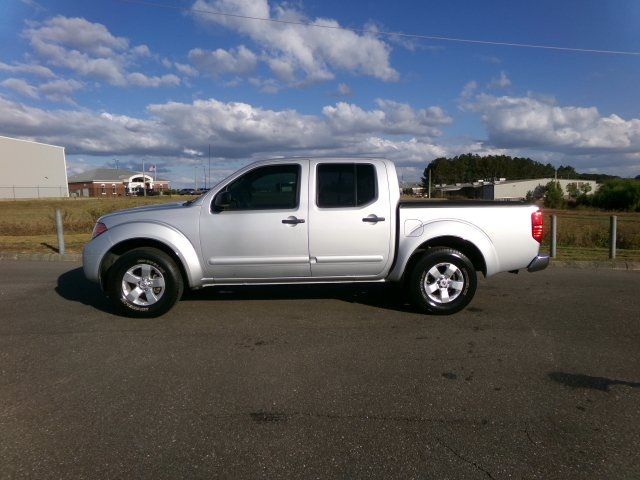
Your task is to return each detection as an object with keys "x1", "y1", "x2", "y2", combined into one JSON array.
[{"x1": 1, "y1": 0, "x2": 639, "y2": 186}]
